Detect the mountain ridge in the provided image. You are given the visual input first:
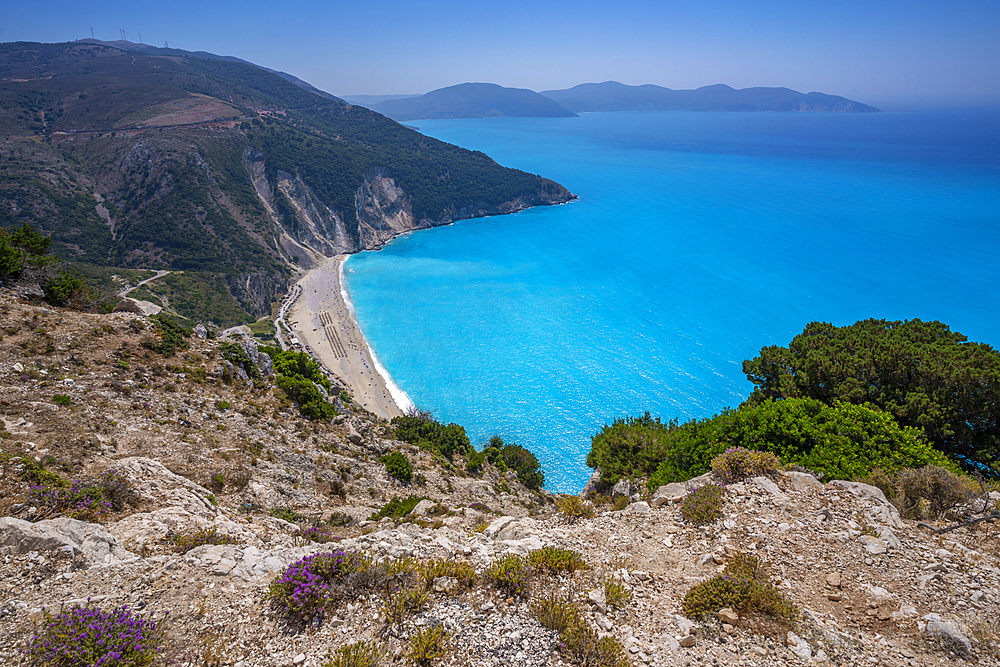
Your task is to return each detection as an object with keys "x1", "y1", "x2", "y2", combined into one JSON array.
[
  {"x1": 370, "y1": 82, "x2": 578, "y2": 120},
  {"x1": 541, "y1": 81, "x2": 880, "y2": 112}
]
